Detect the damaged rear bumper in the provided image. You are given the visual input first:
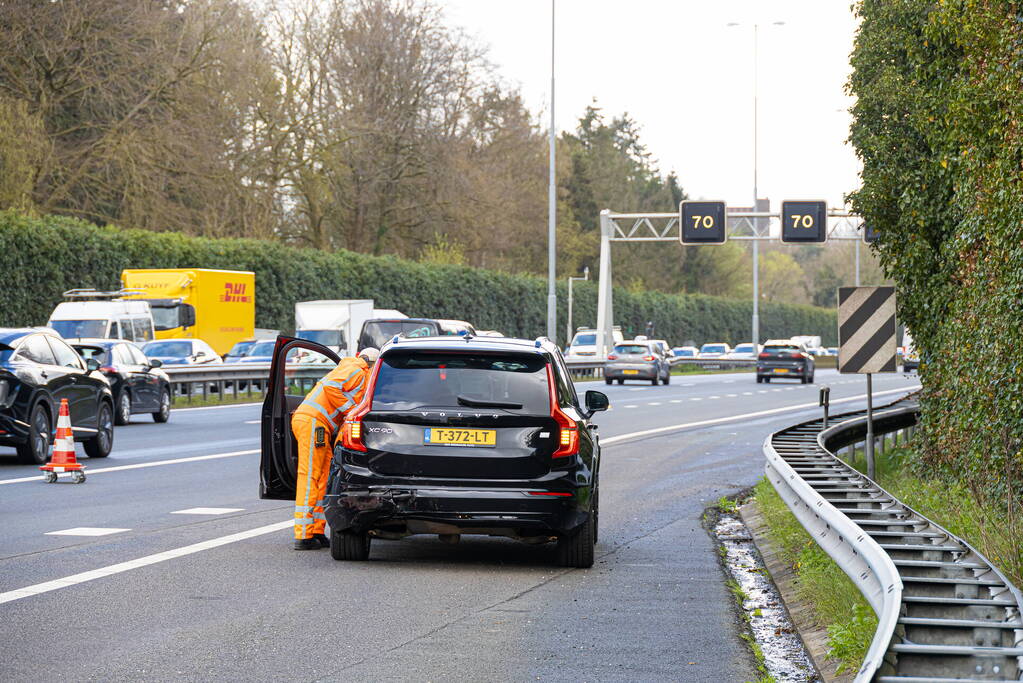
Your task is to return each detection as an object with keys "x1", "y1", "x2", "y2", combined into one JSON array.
[{"x1": 323, "y1": 465, "x2": 591, "y2": 540}]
